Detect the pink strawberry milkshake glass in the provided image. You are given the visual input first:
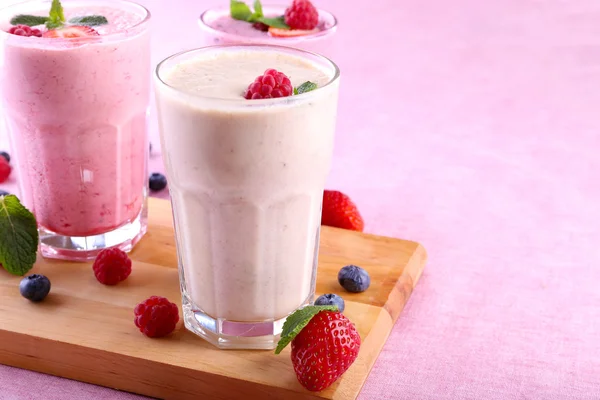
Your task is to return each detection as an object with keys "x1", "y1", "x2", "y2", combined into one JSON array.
[
  {"x1": 198, "y1": 5, "x2": 338, "y2": 59},
  {"x1": 0, "y1": 0, "x2": 151, "y2": 261}
]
